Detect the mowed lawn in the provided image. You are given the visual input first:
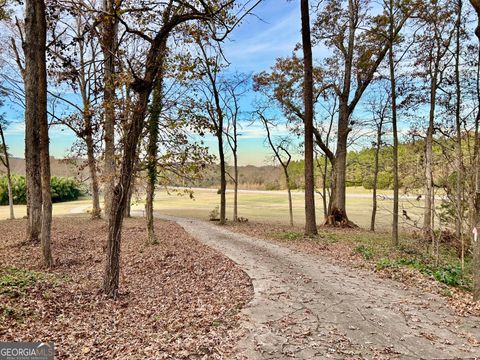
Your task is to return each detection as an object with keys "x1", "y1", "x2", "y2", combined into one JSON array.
[
  {"x1": 0, "y1": 199, "x2": 92, "y2": 220},
  {"x1": 131, "y1": 187, "x2": 425, "y2": 230},
  {"x1": 0, "y1": 188, "x2": 425, "y2": 230}
]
